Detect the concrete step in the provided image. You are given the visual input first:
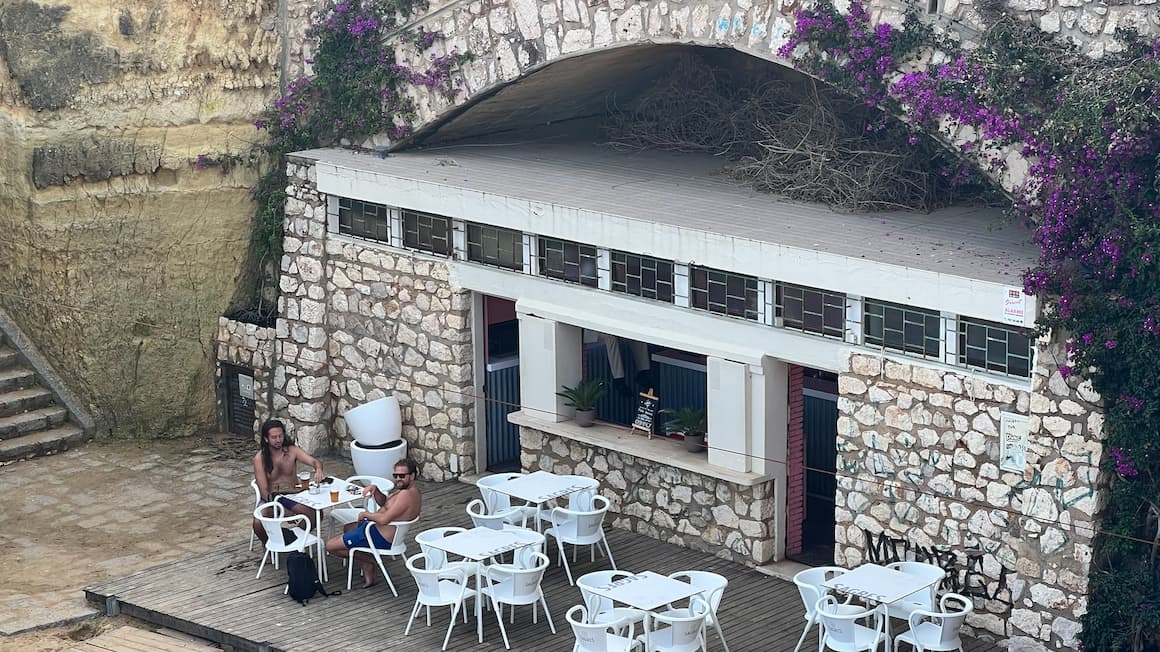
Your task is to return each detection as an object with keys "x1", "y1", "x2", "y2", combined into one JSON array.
[
  {"x1": 0, "y1": 425, "x2": 87, "y2": 463},
  {"x1": 0, "y1": 405, "x2": 69, "y2": 440},
  {"x1": 0, "y1": 367, "x2": 36, "y2": 393},
  {"x1": 0, "y1": 386, "x2": 54, "y2": 419},
  {"x1": 0, "y1": 347, "x2": 17, "y2": 370}
]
